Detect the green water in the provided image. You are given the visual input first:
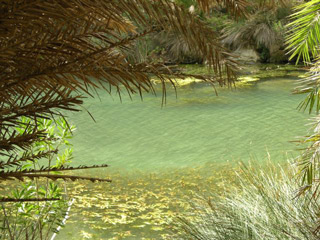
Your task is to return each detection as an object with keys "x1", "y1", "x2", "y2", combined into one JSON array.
[
  {"x1": 69, "y1": 75, "x2": 307, "y2": 172},
  {"x1": 57, "y1": 66, "x2": 311, "y2": 239}
]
